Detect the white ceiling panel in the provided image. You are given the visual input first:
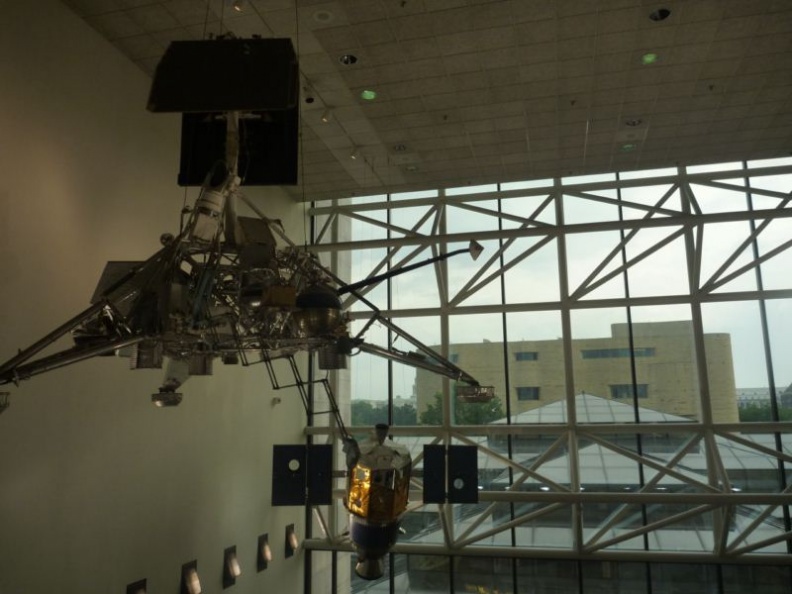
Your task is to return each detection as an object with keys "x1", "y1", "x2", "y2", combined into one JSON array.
[{"x1": 58, "y1": 0, "x2": 792, "y2": 202}]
